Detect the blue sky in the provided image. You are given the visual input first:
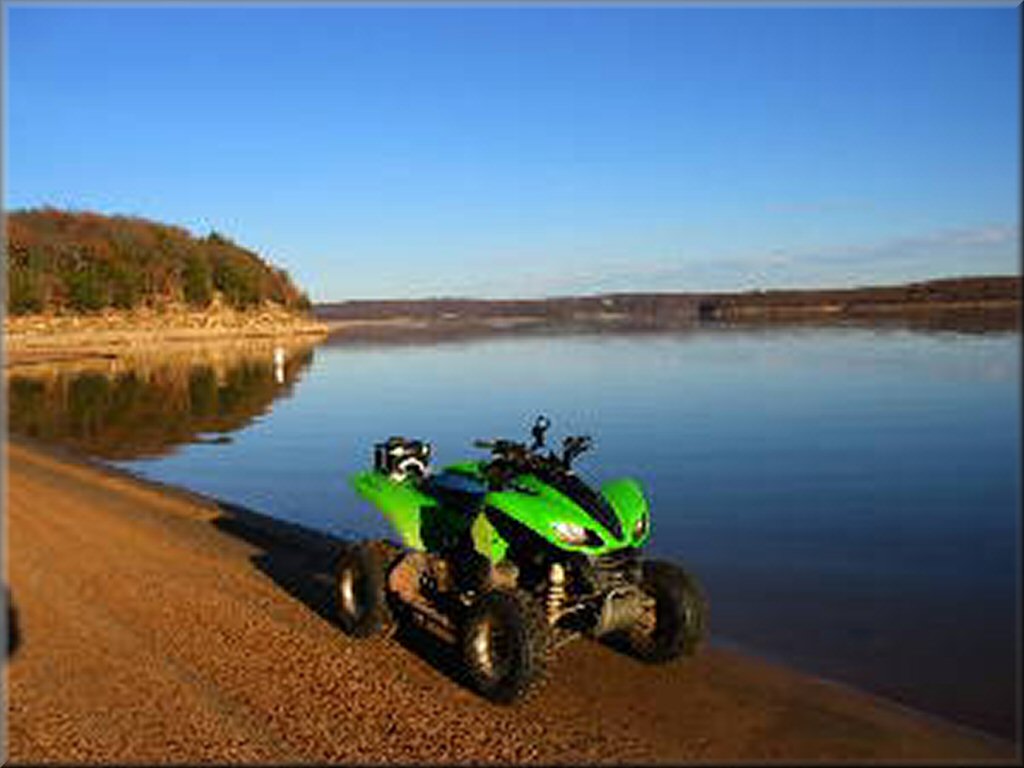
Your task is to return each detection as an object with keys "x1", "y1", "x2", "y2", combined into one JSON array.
[{"x1": 4, "y1": 4, "x2": 1020, "y2": 301}]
